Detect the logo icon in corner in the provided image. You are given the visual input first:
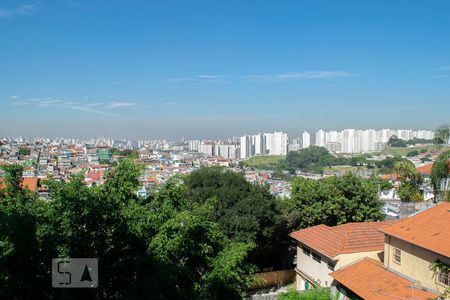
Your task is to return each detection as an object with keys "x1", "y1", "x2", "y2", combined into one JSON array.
[{"x1": 52, "y1": 258, "x2": 98, "y2": 288}]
